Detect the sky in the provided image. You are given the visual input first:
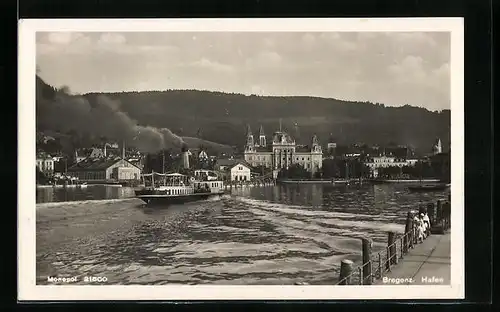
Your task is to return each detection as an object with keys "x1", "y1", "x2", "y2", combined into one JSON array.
[{"x1": 36, "y1": 31, "x2": 450, "y2": 111}]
